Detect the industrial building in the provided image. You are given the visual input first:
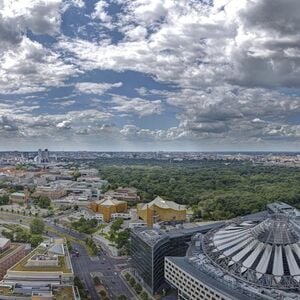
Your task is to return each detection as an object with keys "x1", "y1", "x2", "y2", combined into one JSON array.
[
  {"x1": 137, "y1": 196, "x2": 186, "y2": 227},
  {"x1": 165, "y1": 210, "x2": 300, "y2": 300}
]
